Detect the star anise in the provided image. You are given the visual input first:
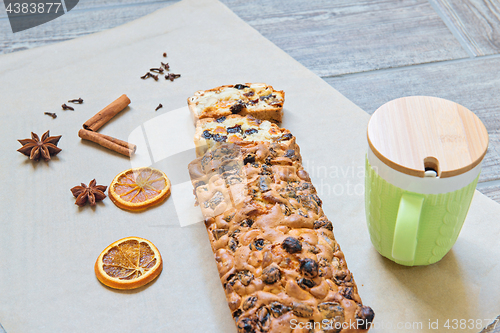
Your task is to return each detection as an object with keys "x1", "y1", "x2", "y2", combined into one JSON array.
[
  {"x1": 17, "y1": 130, "x2": 62, "y2": 161},
  {"x1": 70, "y1": 179, "x2": 107, "y2": 207}
]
